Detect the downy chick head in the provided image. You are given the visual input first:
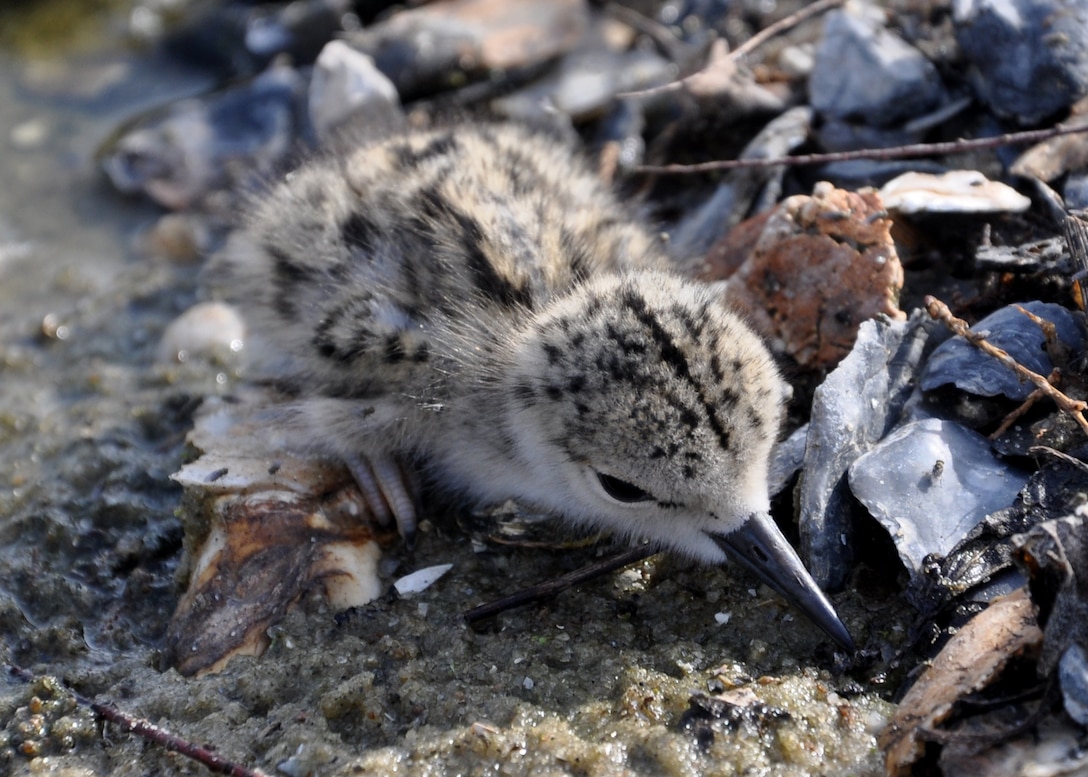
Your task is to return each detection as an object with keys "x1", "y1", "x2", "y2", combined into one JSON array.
[
  {"x1": 502, "y1": 272, "x2": 784, "y2": 561},
  {"x1": 500, "y1": 272, "x2": 854, "y2": 650}
]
